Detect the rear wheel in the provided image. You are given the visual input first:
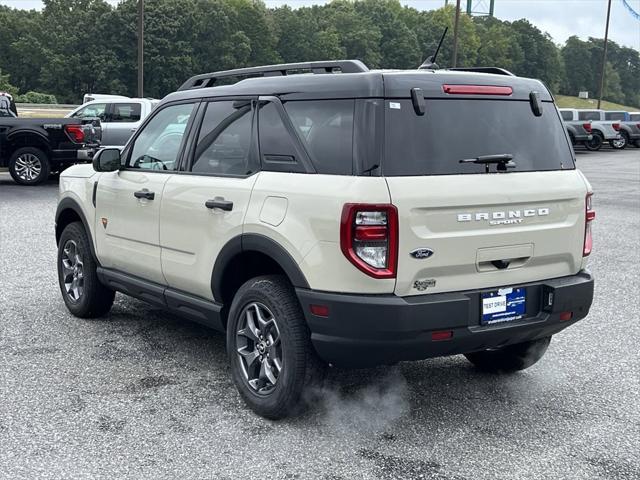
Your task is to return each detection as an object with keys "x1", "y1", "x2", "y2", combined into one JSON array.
[
  {"x1": 226, "y1": 275, "x2": 326, "y2": 419},
  {"x1": 8, "y1": 147, "x2": 51, "y2": 185},
  {"x1": 584, "y1": 132, "x2": 603, "y2": 151},
  {"x1": 610, "y1": 131, "x2": 628, "y2": 150},
  {"x1": 464, "y1": 336, "x2": 551, "y2": 373},
  {"x1": 57, "y1": 221, "x2": 115, "y2": 318}
]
